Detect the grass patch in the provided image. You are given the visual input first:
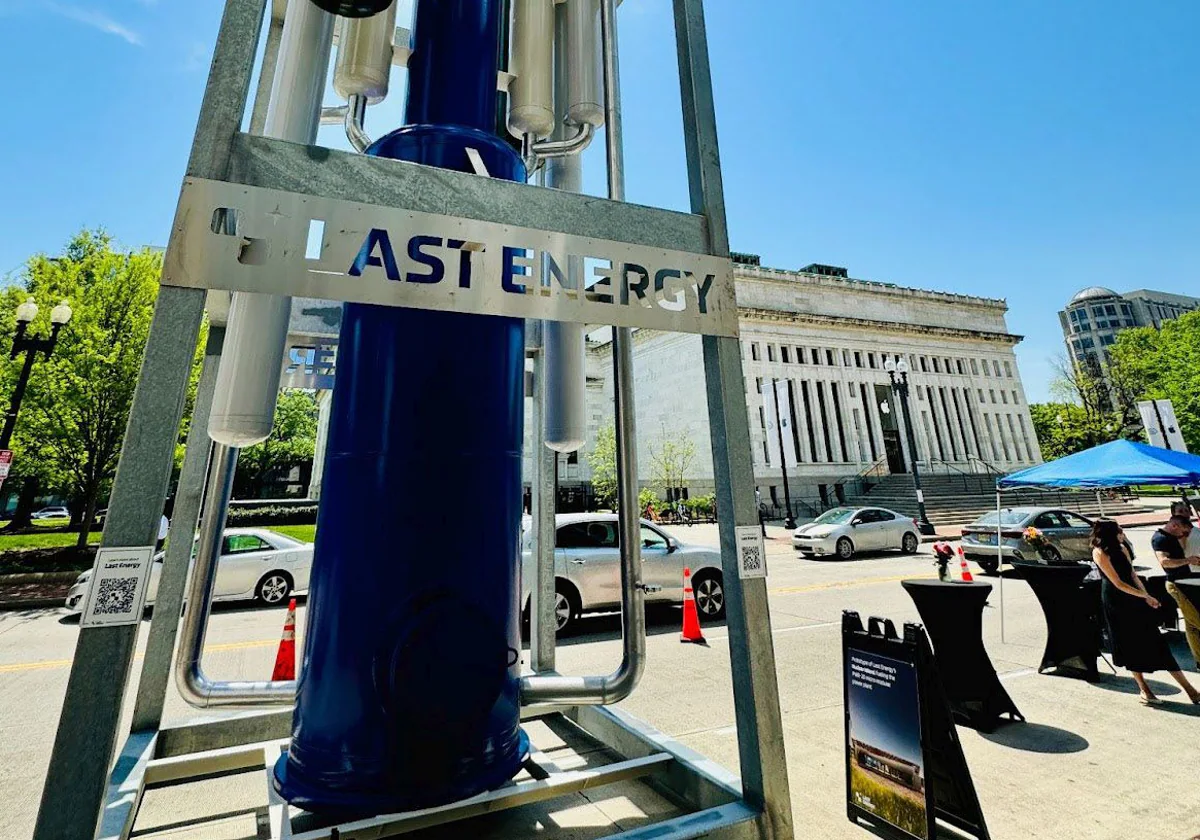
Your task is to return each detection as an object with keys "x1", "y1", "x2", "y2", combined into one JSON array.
[
  {"x1": 849, "y1": 763, "x2": 927, "y2": 839},
  {"x1": 0, "y1": 530, "x2": 101, "y2": 550},
  {"x1": 271, "y1": 524, "x2": 316, "y2": 543}
]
